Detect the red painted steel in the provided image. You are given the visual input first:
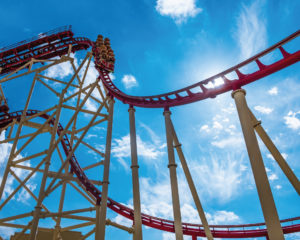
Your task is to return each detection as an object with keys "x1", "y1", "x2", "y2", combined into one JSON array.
[
  {"x1": 0, "y1": 26, "x2": 92, "y2": 76},
  {"x1": 1, "y1": 28, "x2": 300, "y2": 238},
  {"x1": 95, "y1": 30, "x2": 300, "y2": 108}
]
